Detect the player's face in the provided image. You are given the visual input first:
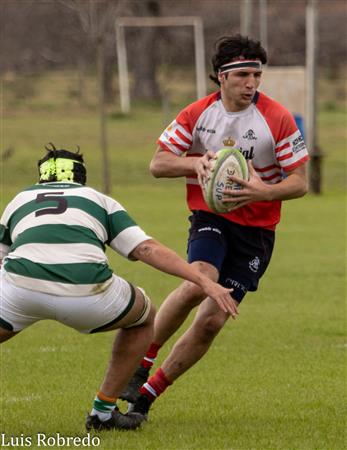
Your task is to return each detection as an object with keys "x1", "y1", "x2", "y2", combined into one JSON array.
[{"x1": 219, "y1": 67, "x2": 262, "y2": 112}]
